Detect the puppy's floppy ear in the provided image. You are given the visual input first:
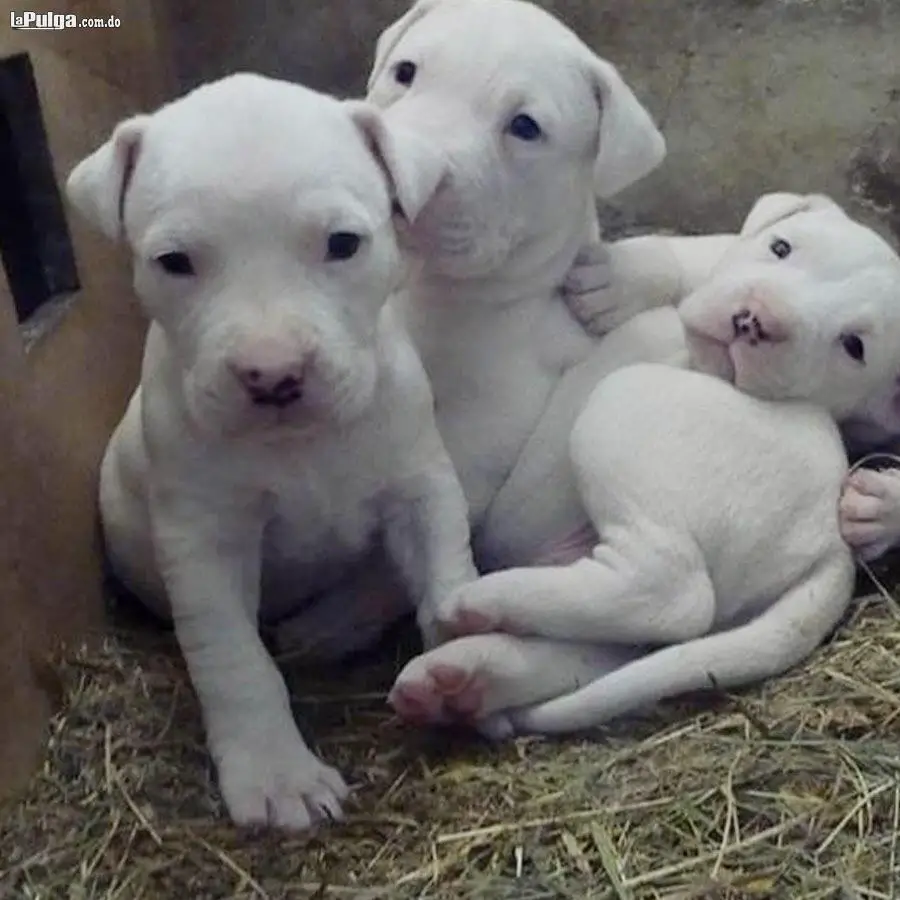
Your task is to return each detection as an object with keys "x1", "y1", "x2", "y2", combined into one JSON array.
[
  {"x1": 348, "y1": 101, "x2": 447, "y2": 222},
  {"x1": 740, "y1": 192, "x2": 843, "y2": 237},
  {"x1": 66, "y1": 114, "x2": 149, "y2": 241},
  {"x1": 588, "y1": 56, "x2": 666, "y2": 199},
  {"x1": 367, "y1": 0, "x2": 444, "y2": 92}
]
